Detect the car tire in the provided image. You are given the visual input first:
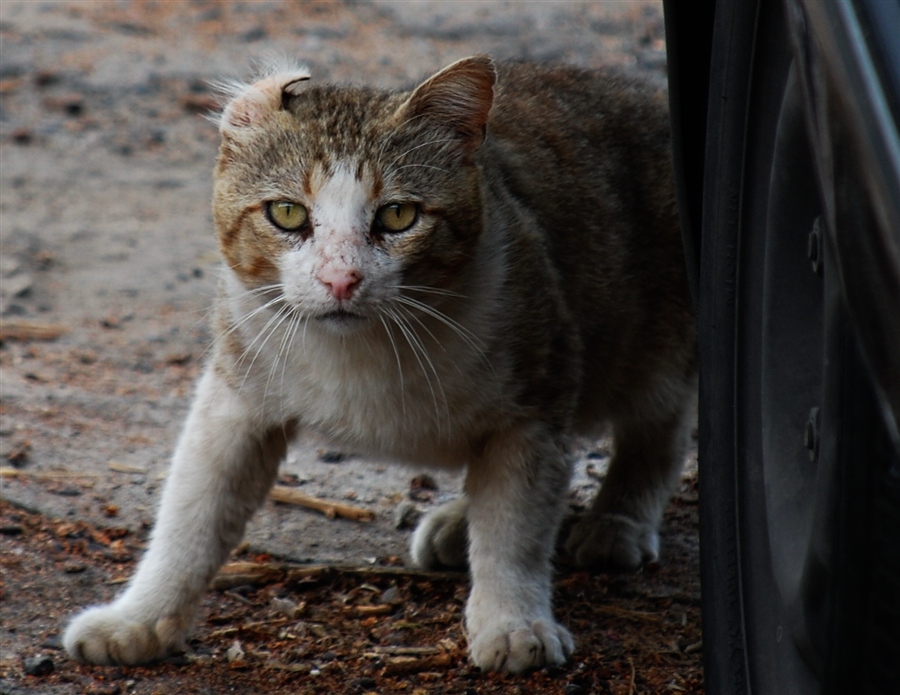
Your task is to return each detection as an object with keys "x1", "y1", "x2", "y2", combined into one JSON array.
[{"x1": 697, "y1": 1, "x2": 900, "y2": 694}]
